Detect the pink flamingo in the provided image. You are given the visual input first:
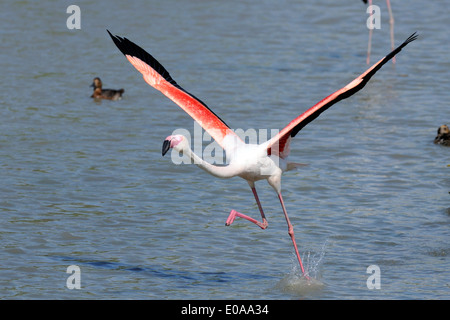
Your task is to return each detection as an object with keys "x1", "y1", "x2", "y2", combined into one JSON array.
[
  {"x1": 363, "y1": 0, "x2": 395, "y2": 64},
  {"x1": 108, "y1": 30, "x2": 417, "y2": 277}
]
